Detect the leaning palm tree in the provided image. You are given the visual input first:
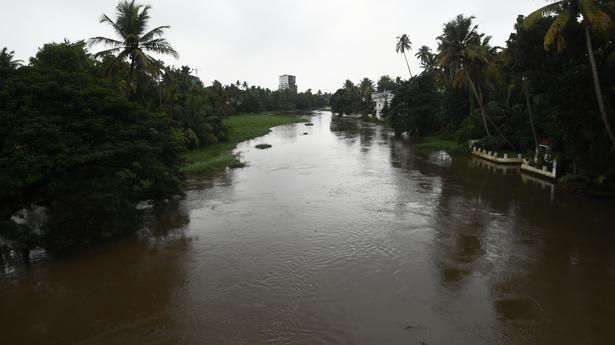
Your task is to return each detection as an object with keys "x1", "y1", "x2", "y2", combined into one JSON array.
[
  {"x1": 396, "y1": 34, "x2": 413, "y2": 78},
  {"x1": 89, "y1": 0, "x2": 178, "y2": 89},
  {"x1": 438, "y1": 15, "x2": 494, "y2": 137},
  {"x1": 0, "y1": 47, "x2": 23, "y2": 69},
  {"x1": 437, "y1": 15, "x2": 482, "y2": 82},
  {"x1": 455, "y1": 37, "x2": 499, "y2": 138},
  {"x1": 525, "y1": 0, "x2": 615, "y2": 148}
]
